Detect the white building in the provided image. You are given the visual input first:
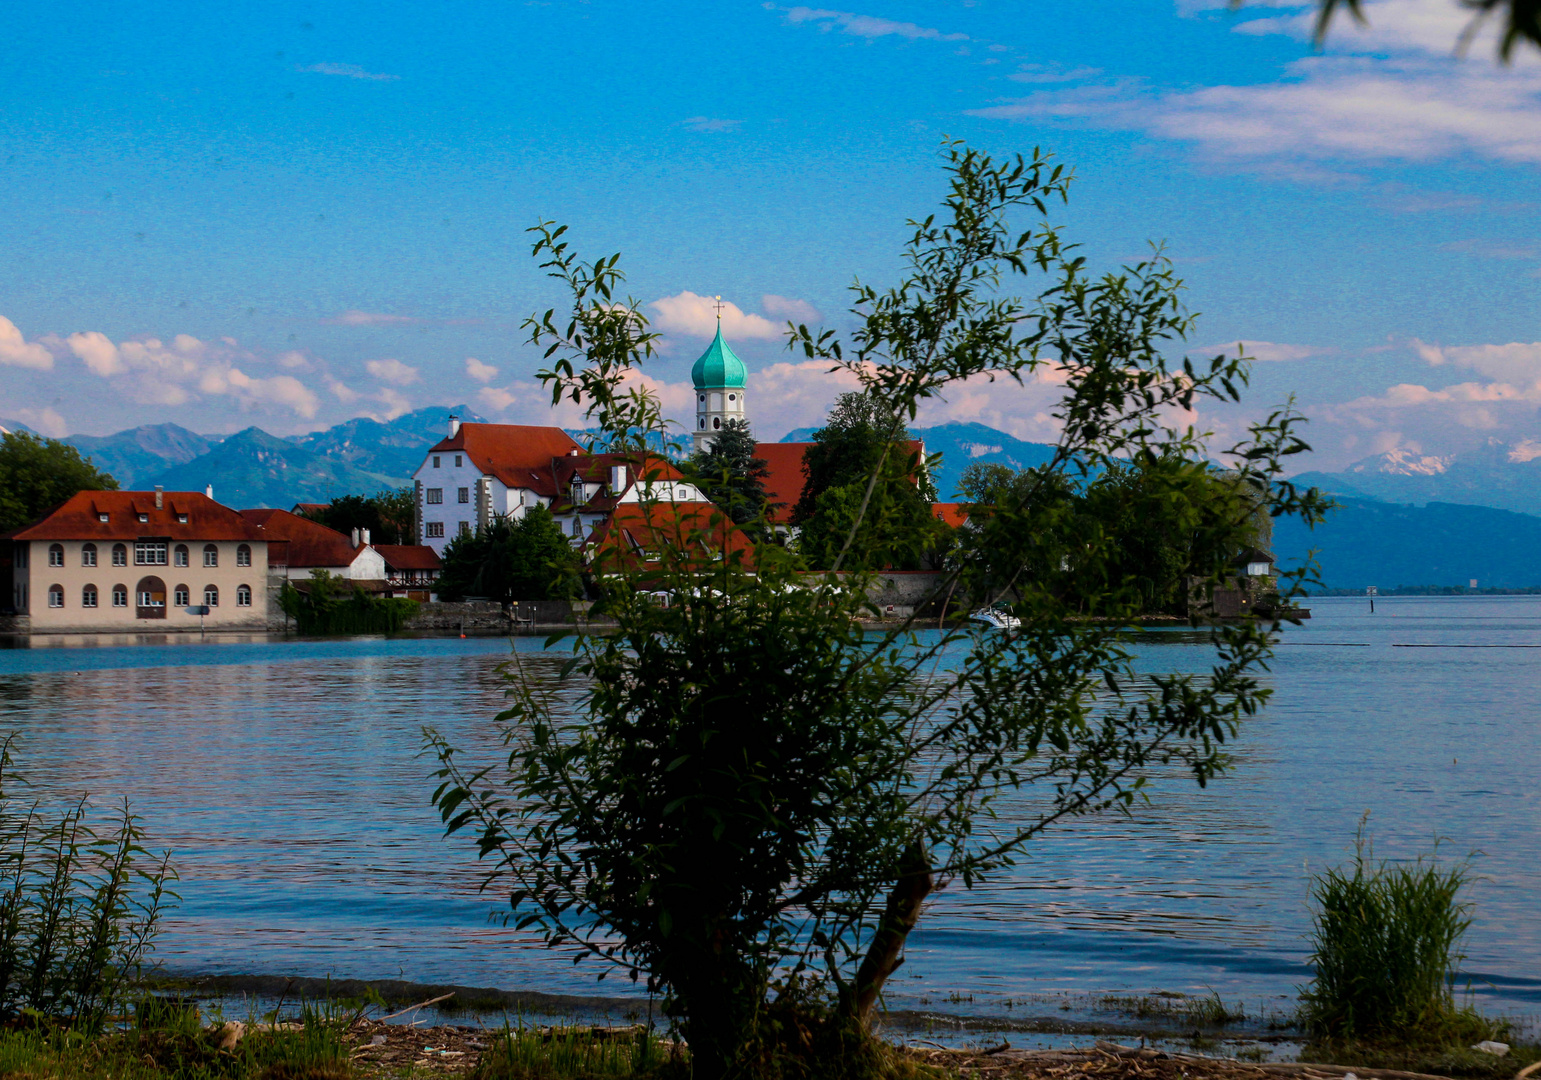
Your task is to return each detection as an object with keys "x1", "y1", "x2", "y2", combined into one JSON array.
[{"x1": 411, "y1": 418, "x2": 709, "y2": 555}]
